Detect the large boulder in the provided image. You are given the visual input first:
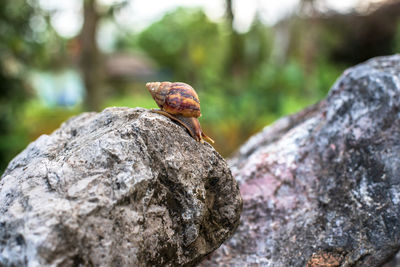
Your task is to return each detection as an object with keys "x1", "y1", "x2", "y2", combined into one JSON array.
[
  {"x1": 0, "y1": 107, "x2": 242, "y2": 266},
  {"x1": 201, "y1": 55, "x2": 400, "y2": 266}
]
